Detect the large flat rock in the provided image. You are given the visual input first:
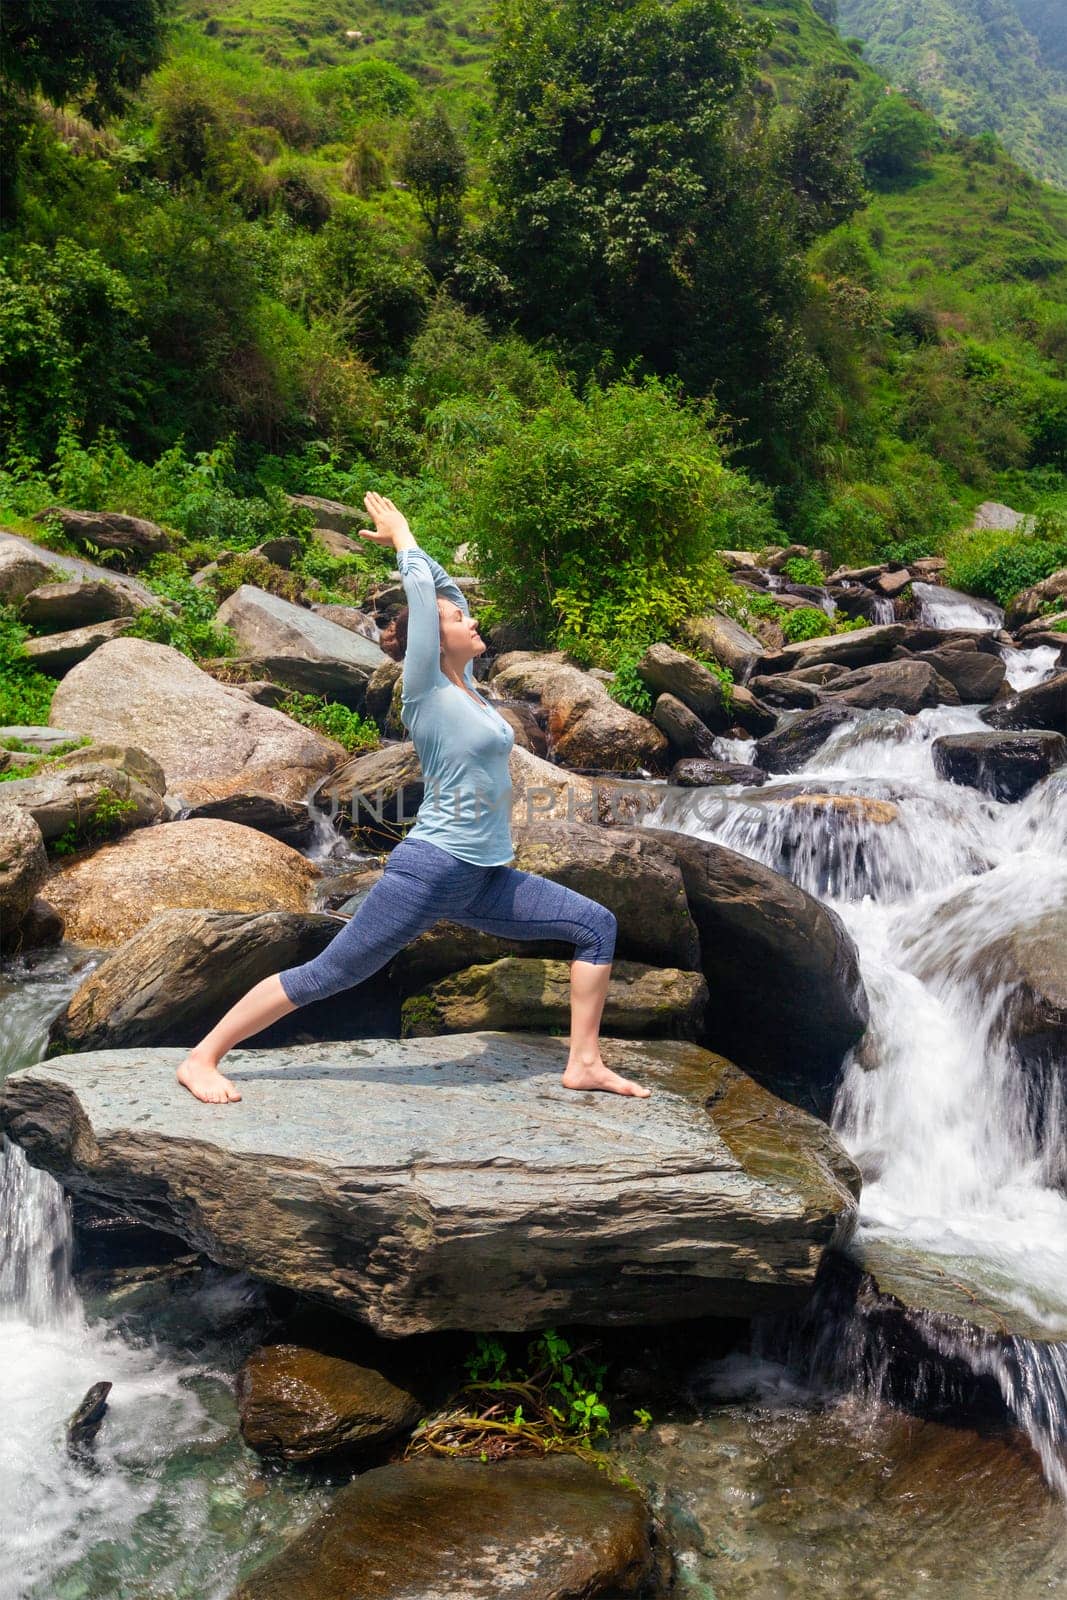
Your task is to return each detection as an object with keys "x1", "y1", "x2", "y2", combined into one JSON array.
[{"x1": 0, "y1": 1032, "x2": 859, "y2": 1335}]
